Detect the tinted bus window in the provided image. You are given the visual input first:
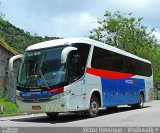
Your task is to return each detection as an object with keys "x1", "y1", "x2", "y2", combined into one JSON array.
[
  {"x1": 70, "y1": 43, "x2": 91, "y2": 79},
  {"x1": 91, "y1": 46, "x2": 152, "y2": 77}
]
